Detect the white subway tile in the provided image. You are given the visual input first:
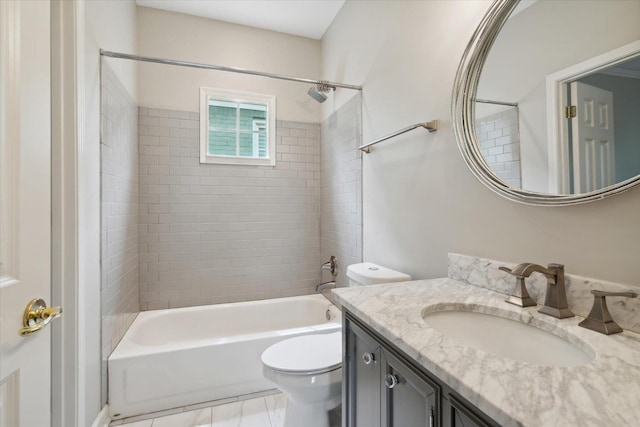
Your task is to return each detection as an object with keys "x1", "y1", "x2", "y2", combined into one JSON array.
[
  {"x1": 488, "y1": 146, "x2": 503, "y2": 156},
  {"x1": 136, "y1": 108, "x2": 332, "y2": 308},
  {"x1": 179, "y1": 119, "x2": 198, "y2": 129},
  {"x1": 146, "y1": 146, "x2": 170, "y2": 157},
  {"x1": 157, "y1": 156, "x2": 181, "y2": 166},
  {"x1": 148, "y1": 108, "x2": 170, "y2": 118},
  {"x1": 158, "y1": 117, "x2": 181, "y2": 128},
  {"x1": 139, "y1": 116, "x2": 159, "y2": 127},
  {"x1": 170, "y1": 147, "x2": 191, "y2": 157},
  {"x1": 170, "y1": 127, "x2": 191, "y2": 138},
  {"x1": 169, "y1": 110, "x2": 191, "y2": 120},
  {"x1": 100, "y1": 65, "x2": 140, "y2": 387},
  {"x1": 148, "y1": 126, "x2": 171, "y2": 137},
  {"x1": 139, "y1": 155, "x2": 159, "y2": 165}
]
